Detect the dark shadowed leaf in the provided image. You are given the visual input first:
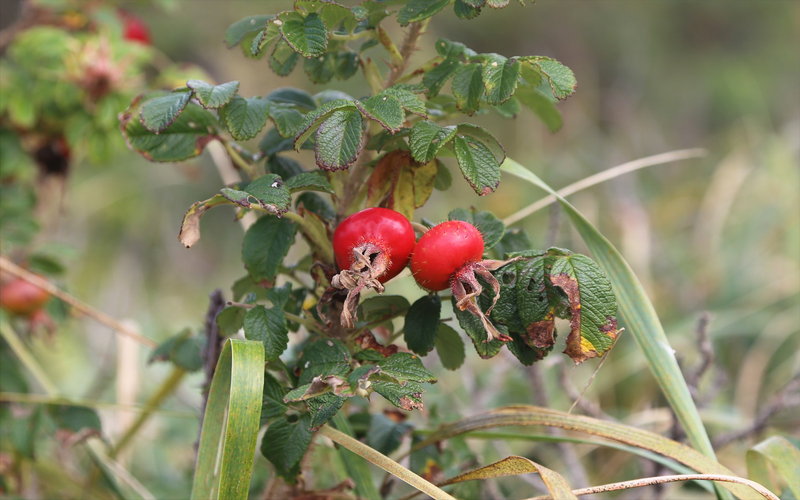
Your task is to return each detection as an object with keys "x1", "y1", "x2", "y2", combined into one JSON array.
[
  {"x1": 261, "y1": 414, "x2": 313, "y2": 481},
  {"x1": 434, "y1": 323, "x2": 466, "y2": 370},
  {"x1": 241, "y1": 215, "x2": 297, "y2": 283},
  {"x1": 216, "y1": 306, "x2": 245, "y2": 336},
  {"x1": 397, "y1": 0, "x2": 450, "y2": 25},
  {"x1": 261, "y1": 372, "x2": 288, "y2": 424},
  {"x1": 448, "y1": 208, "x2": 505, "y2": 249},
  {"x1": 404, "y1": 295, "x2": 441, "y2": 356},
  {"x1": 367, "y1": 413, "x2": 412, "y2": 455}
]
